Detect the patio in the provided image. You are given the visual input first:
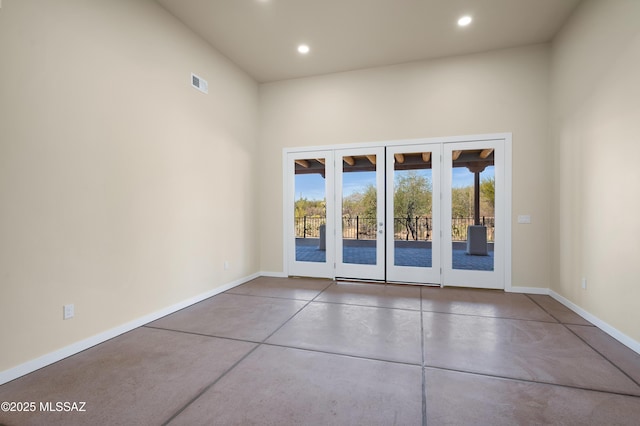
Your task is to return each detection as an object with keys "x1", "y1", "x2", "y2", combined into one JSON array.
[{"x1": 296, "y1": 239, "x2": 494, "y2": 271}]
